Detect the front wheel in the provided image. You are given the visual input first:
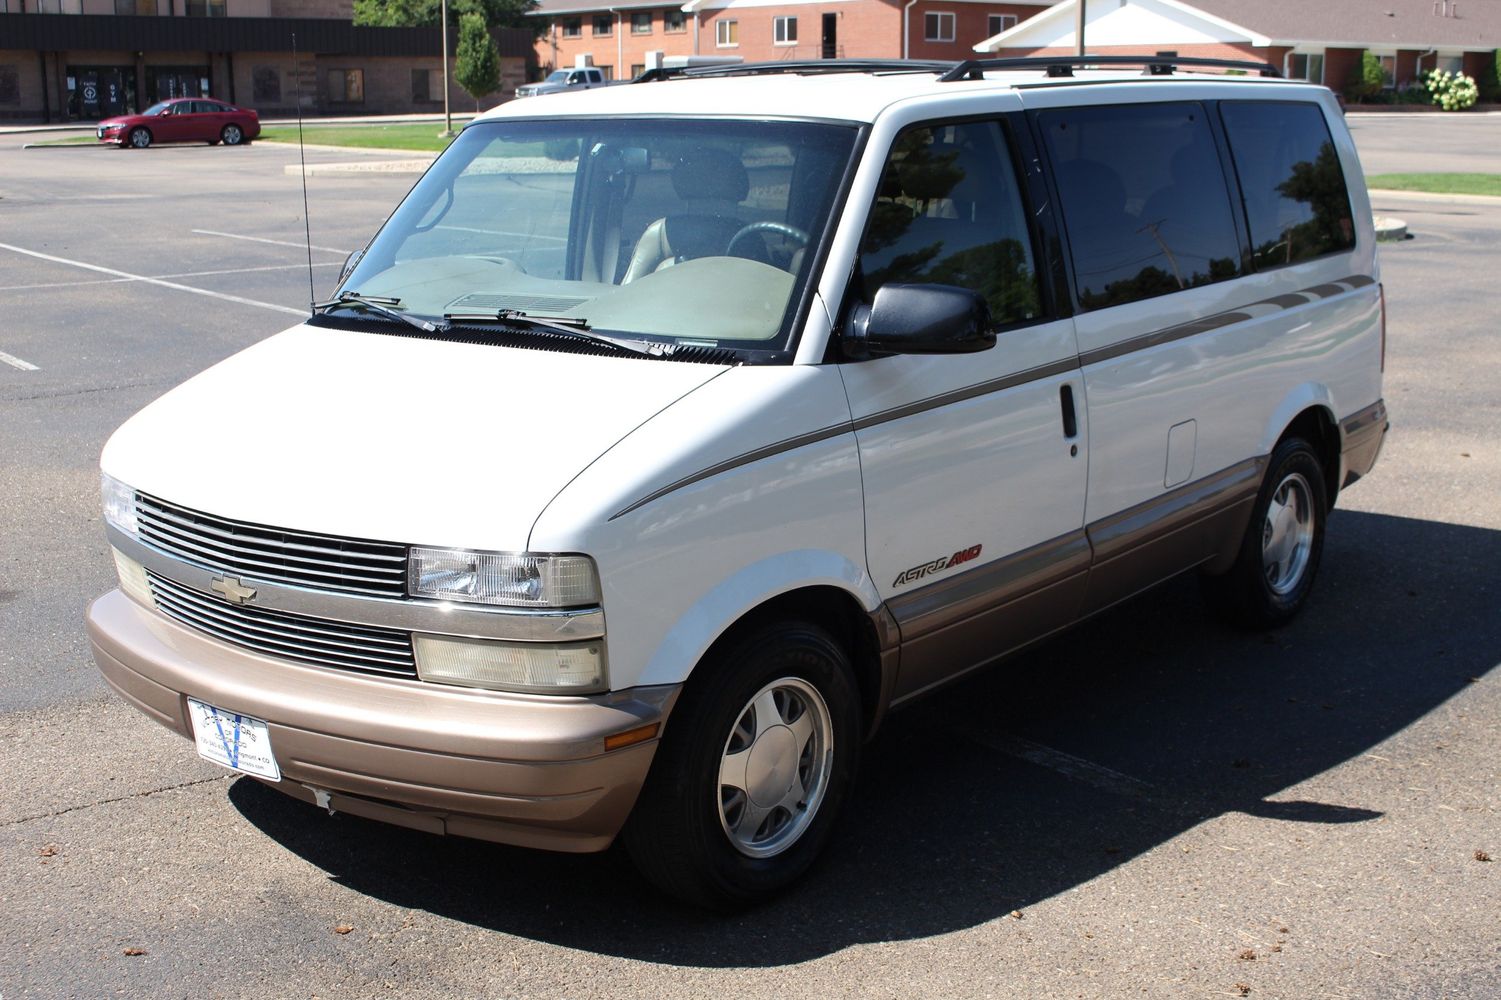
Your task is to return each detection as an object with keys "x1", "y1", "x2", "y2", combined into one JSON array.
[
  {"x1": 128, "y1": 127, "x2": 152, "y2": 149},
  {"x1": 1201, "y1": 437, "x2": 1327, "y2": 628},
  {"x1": 622, "y1": 621, "x2": 861, "y2": 909}
]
